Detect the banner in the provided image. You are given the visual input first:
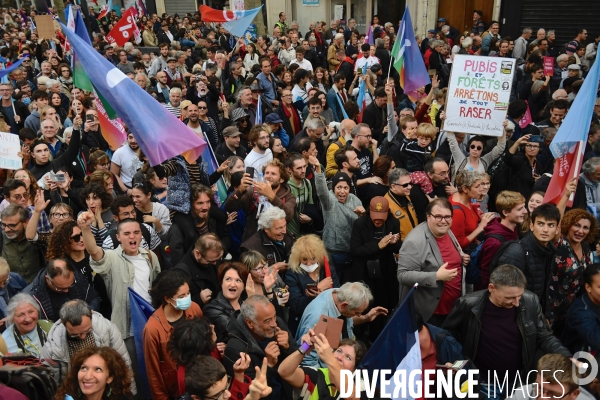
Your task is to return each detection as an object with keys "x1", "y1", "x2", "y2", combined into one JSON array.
[
  {"x1": 543, "y1": 56, "x2": 554, "y2": 76},
  {"x1": 106, "y1": 8, "x2": 137, "y2": 46},
  {"x1": 94, "y1": 91, "x2": 127, "y2": 149},
  {"x1": 543, "y1": 141, "x2": 582, "y2": 207},
  {"x1": 444, "y1": 55, "x2": 516, "y2": 137},
  {"x1": 0, "y1": 131, "x2": 21, "y2": 170}
]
